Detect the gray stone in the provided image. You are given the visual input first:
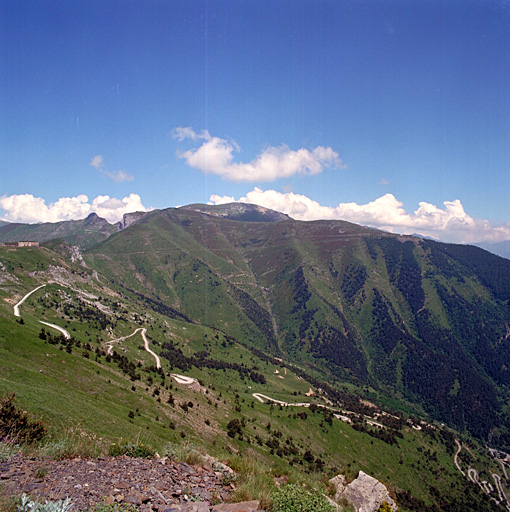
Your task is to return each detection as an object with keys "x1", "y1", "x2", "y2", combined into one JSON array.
[
  {"x1": 341, "y1": 471, "x2": 397, "y2": 512},
  {"x1": 124, "y1": 489, "x2": 151, "y2": 505},
  {"x1": 177, "y1": 503, "x2": 211, "y2": 512},
  {"x1": 212, "y1": 500, "x2": 261, "y2": 511},
  {"x1": 179, "y1": 462, "x2": 196, "y2": 475},
  {"x1": 329, "y1": 474, "x2": 347, "y2": 501}
]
